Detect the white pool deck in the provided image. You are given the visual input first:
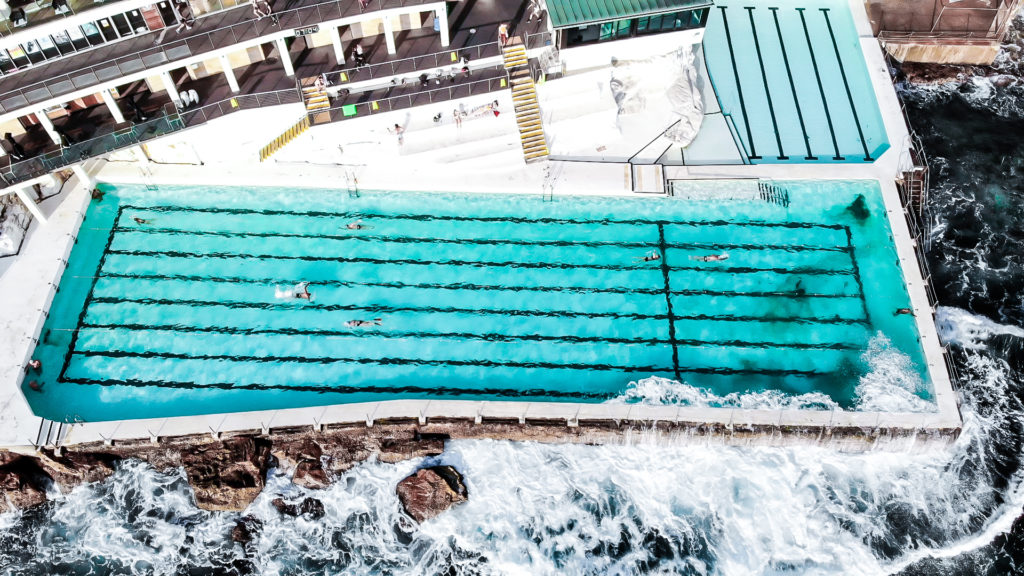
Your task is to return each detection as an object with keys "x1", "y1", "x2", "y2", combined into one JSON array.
[{"x1": 0, "y1": 0, "x2": 962, "y2": 452}]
